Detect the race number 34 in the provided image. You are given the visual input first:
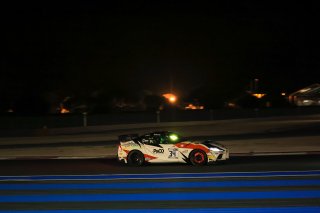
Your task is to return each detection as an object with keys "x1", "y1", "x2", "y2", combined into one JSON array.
[{"x1": 168, "y1": 148, "x2": 178, "y2": 158}]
